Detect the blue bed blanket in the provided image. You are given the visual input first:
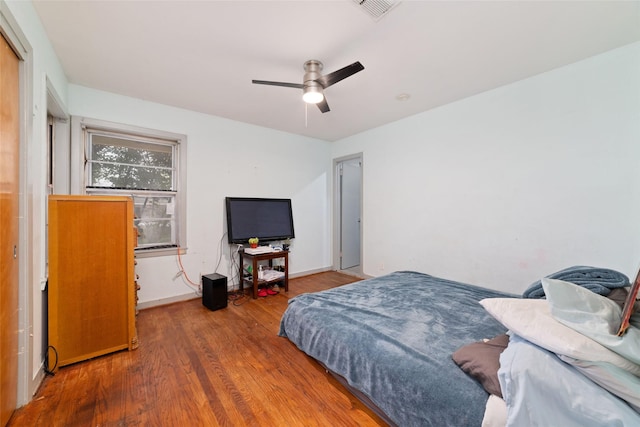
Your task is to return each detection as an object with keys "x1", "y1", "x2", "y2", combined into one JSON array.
[
  {"x1": 522, "y1": 266, "x2": 629, "y2": 298},
  {"x1": 278, "y1": 271, "x2": 514, "y2": 426}
]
